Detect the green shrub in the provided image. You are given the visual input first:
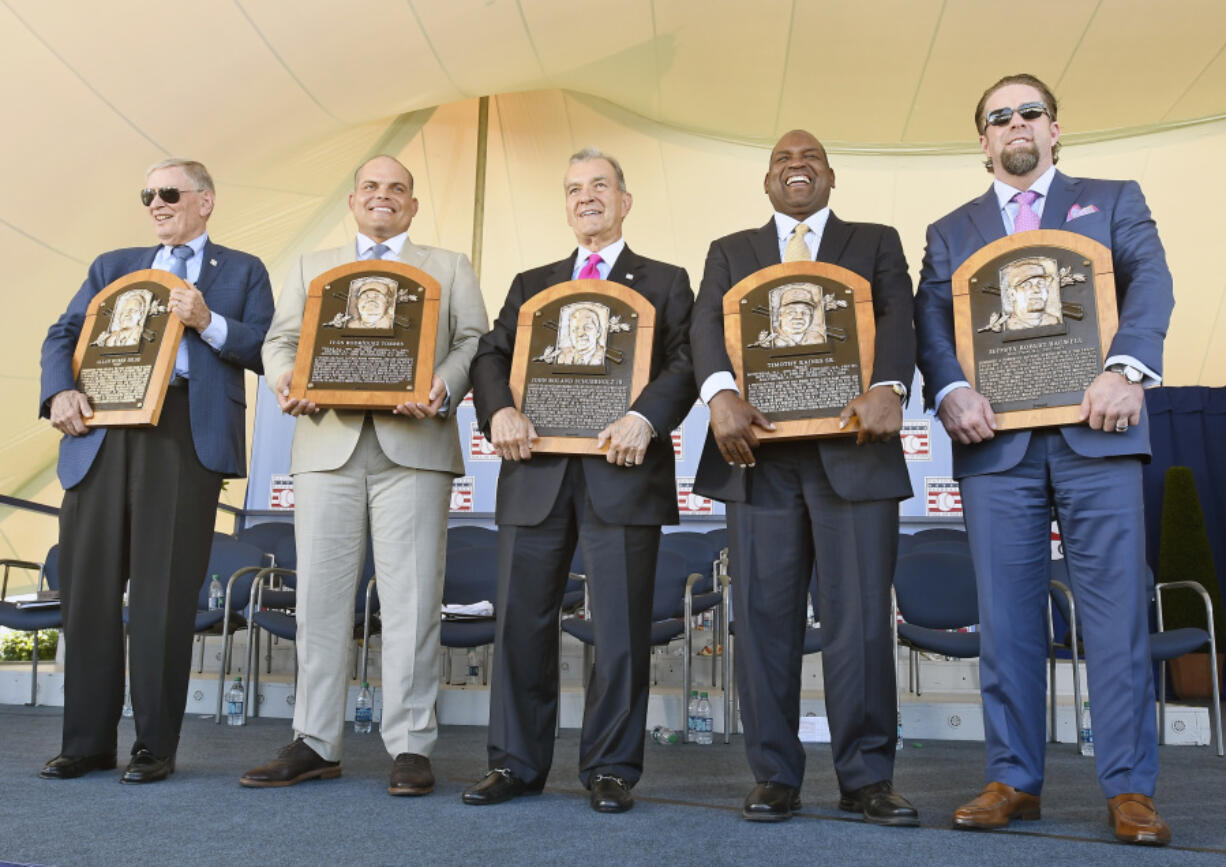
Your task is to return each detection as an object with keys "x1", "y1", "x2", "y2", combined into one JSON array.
[
  {"x1": 1157, "y1": 466, "x2": 1225, "y2": 642},
  {"x1": 0, "y1": 629, "x2": 59, "y2": 661}
]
